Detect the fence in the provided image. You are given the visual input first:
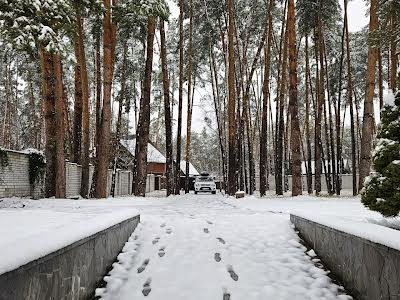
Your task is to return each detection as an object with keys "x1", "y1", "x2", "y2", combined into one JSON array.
[
  {"x1": 255, "y1": 174, "x2": 358, "y2": 192},
  {"x1": 0, "y1": 149, "x2": 155, "y2": 199}
]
